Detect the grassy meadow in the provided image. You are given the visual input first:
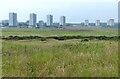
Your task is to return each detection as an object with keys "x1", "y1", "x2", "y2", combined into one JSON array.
[
  {"x1": 1, "y1": 27, "x2": 119, "y2": 77},
  {"x1": 2, "y1": 27, "x2": 118, "y2": 37}
]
